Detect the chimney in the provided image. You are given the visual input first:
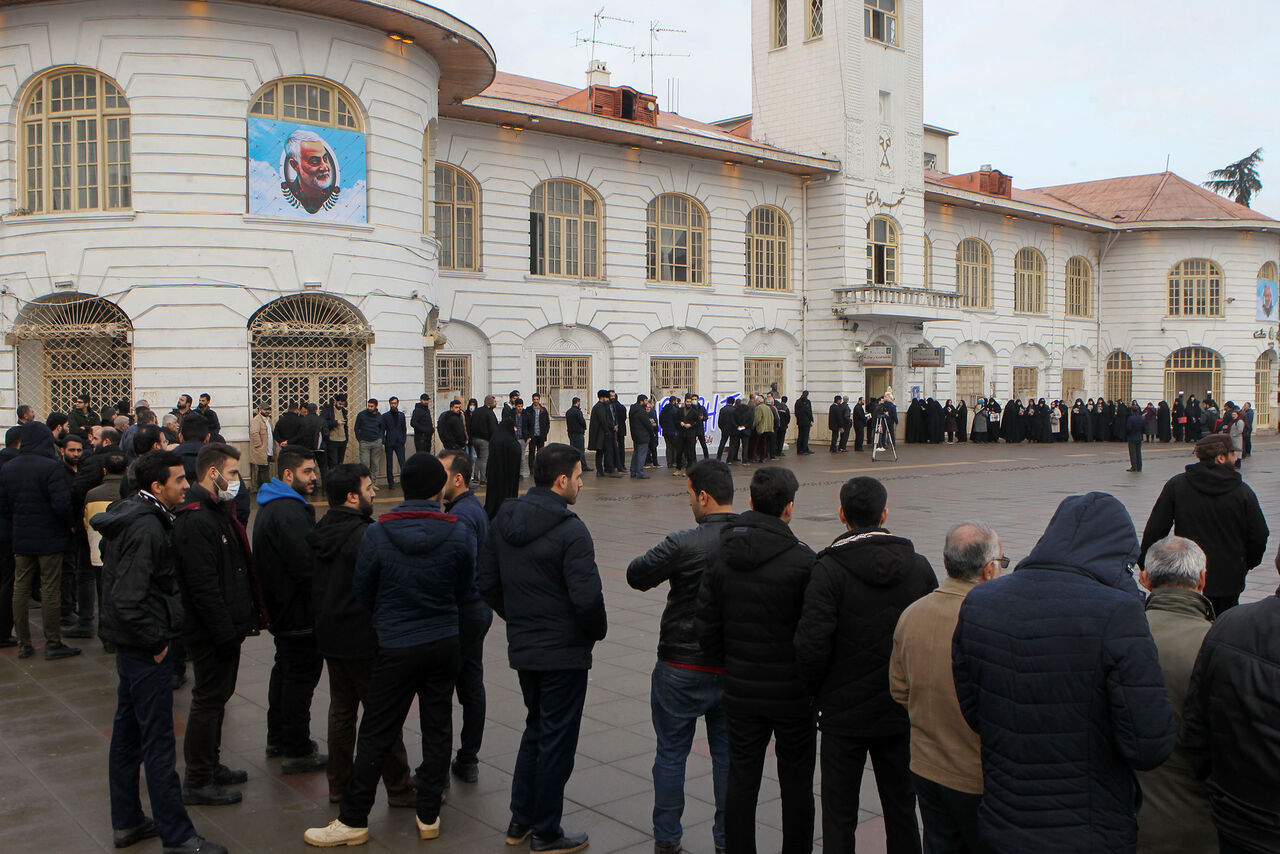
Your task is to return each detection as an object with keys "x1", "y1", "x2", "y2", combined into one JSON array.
[{"x1": 586, "y1": 59, "x2": 611, "y2": 87}]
